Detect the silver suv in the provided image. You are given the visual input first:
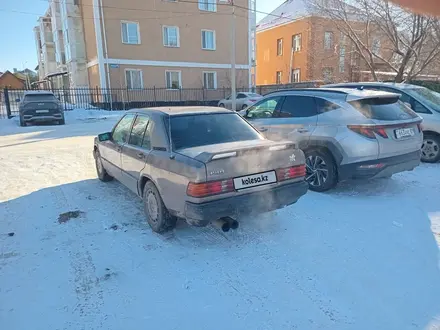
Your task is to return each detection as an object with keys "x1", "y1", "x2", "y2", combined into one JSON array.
[
  {"x1": 324, "y1": 82, "x2": 440, "y2": 163},
  {"x1": 240, "y1": 88, "x2": 423, "y2": 191}
]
